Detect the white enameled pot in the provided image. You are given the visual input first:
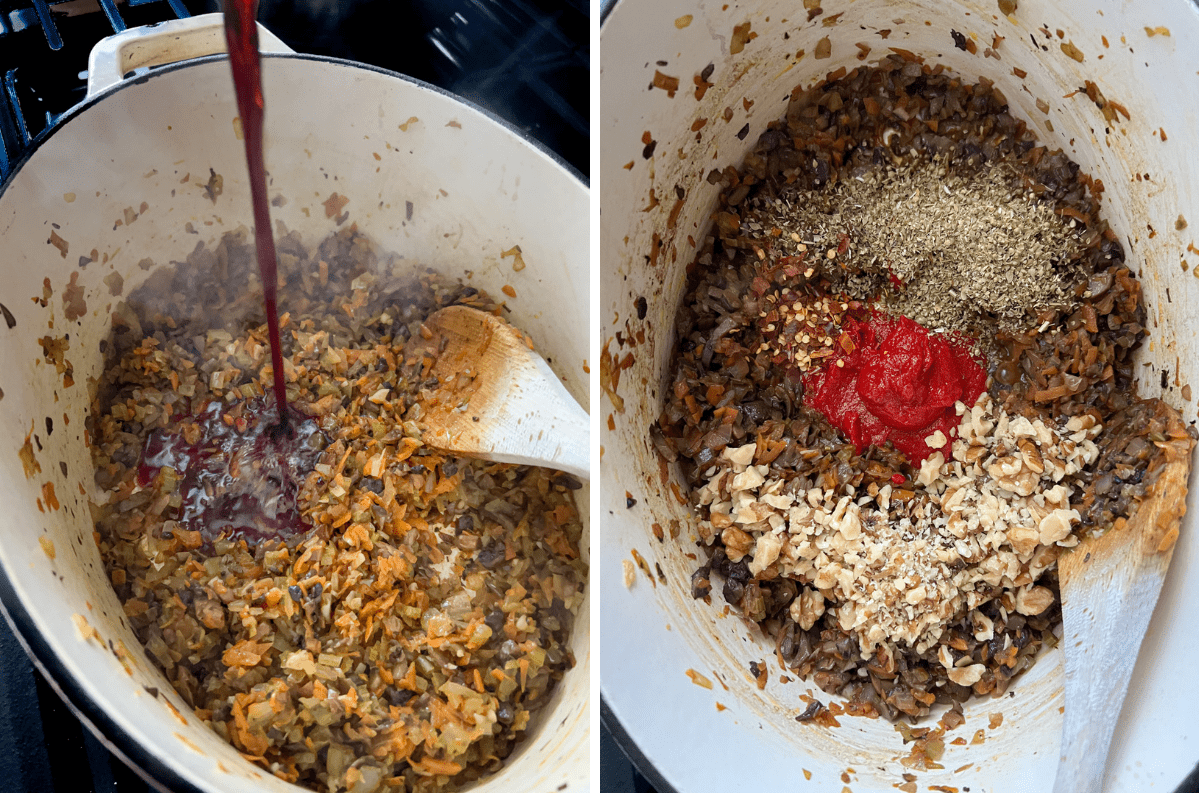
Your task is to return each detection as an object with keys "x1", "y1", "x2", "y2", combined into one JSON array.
[
  {"x1": 600, "y1": 1, "x2": 1196, "y2": 790},
  {"x1": 0, "y1": 14, "x2": 589, "y2": 793}
]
